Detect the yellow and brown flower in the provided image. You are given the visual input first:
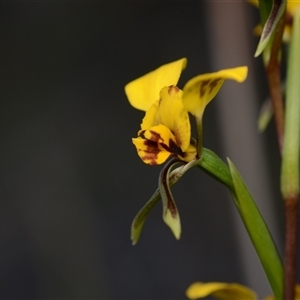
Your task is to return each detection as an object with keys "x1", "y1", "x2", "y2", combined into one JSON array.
[
  {"x1": 132, "y1": 85, "x2": 196, "y2": 165},
  {"x1": 125, "y1": 58, "x2": 247, "y2": 165}
]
